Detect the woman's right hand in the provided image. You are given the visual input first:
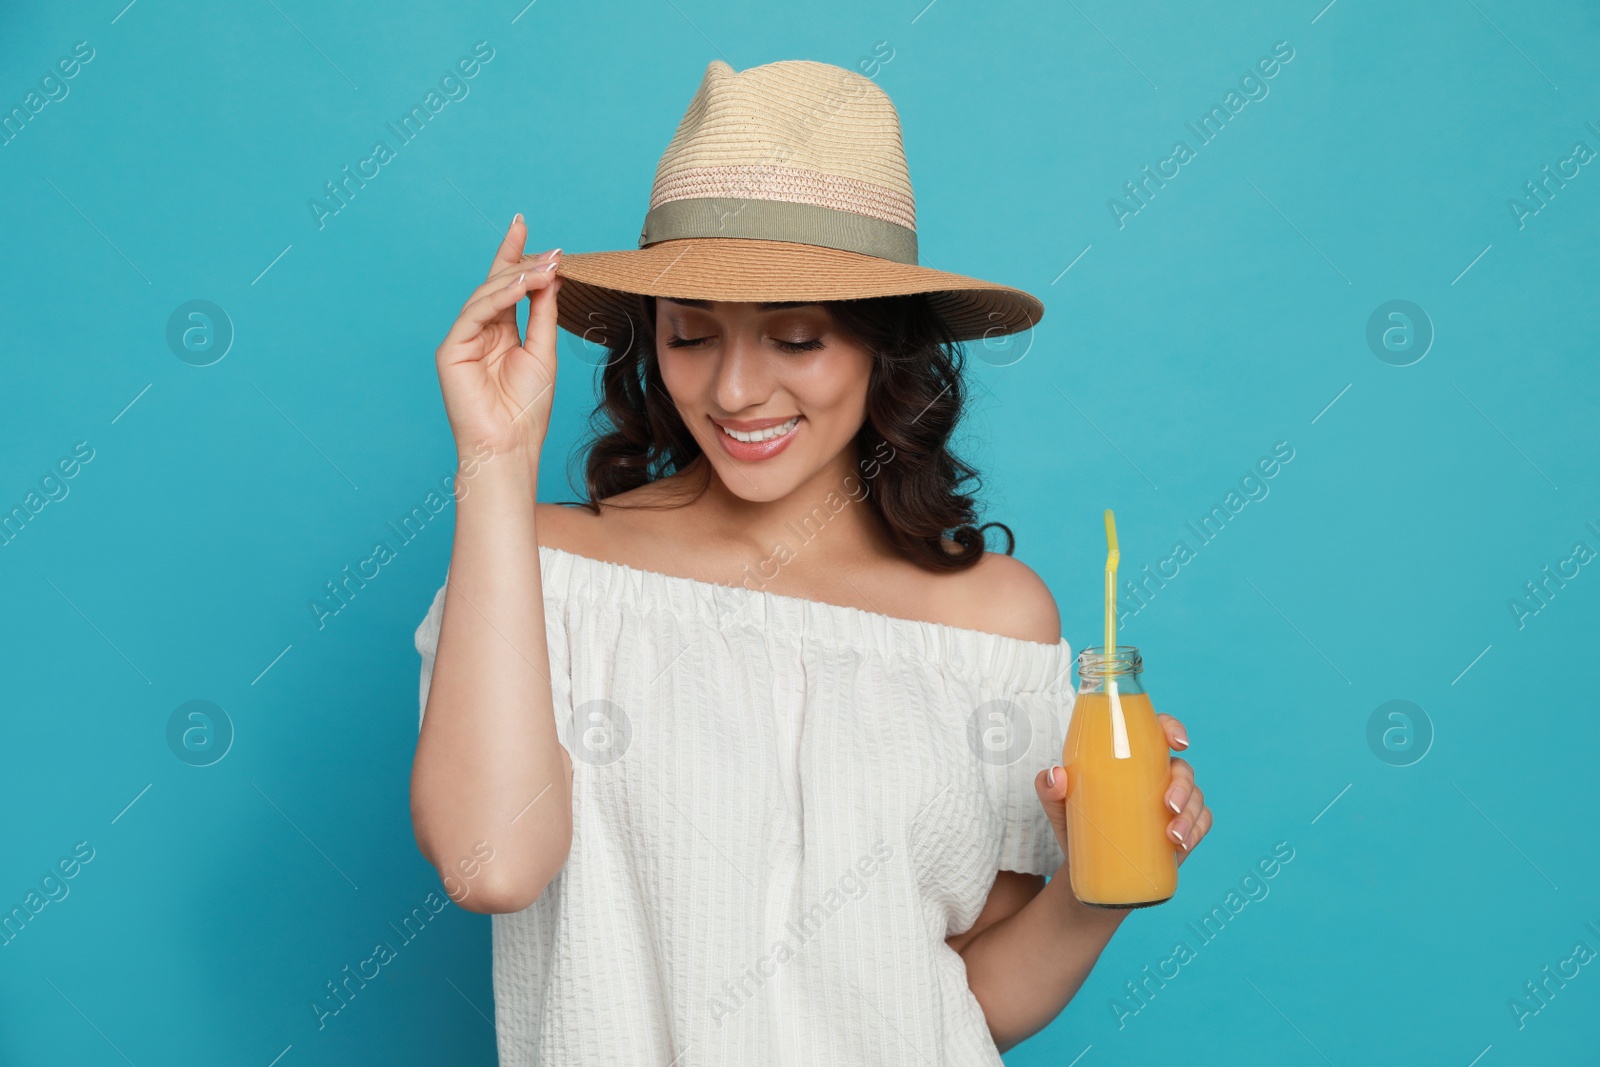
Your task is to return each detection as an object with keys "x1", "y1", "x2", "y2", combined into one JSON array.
[{"x1": 435, "y1": 214, "x2": 563, "y2": 464}]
